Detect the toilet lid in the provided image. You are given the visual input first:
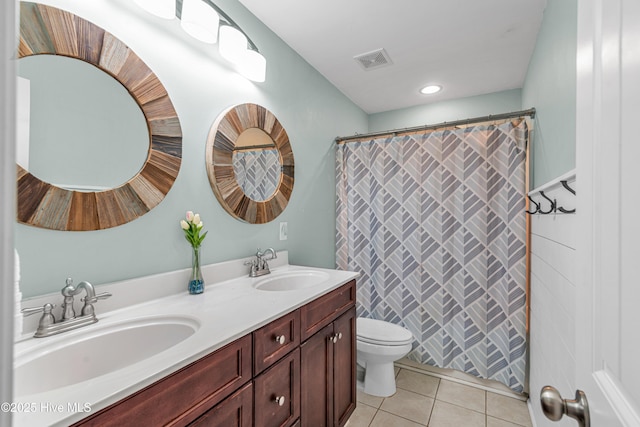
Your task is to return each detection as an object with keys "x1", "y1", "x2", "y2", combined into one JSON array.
[{"x1": 357, "y1": 317, "x2": 413, "y2": 345}]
